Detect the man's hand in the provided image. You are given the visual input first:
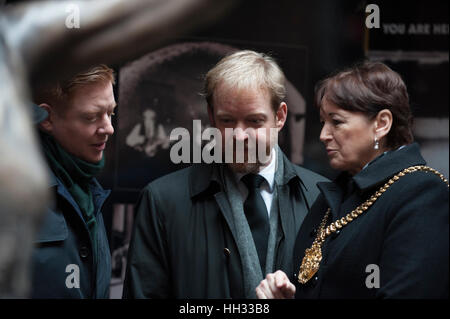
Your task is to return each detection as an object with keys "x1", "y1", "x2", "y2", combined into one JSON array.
[{"x1": 255, "y1": 270, "x2": 296, "y2": 299}]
